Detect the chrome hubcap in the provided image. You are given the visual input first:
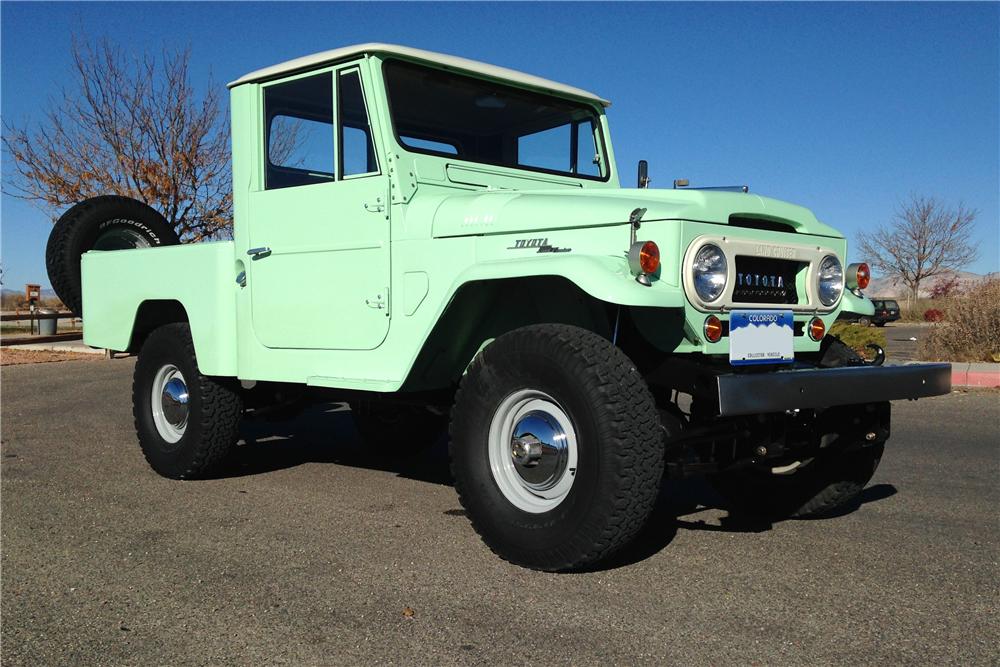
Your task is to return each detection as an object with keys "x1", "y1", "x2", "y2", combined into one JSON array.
[
  {"x1": 151, "y1": 364, "x2": 188, "y2": 444},
  {"x1": 488, "y1": 390, "x2": 578, "y2": 513}
]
